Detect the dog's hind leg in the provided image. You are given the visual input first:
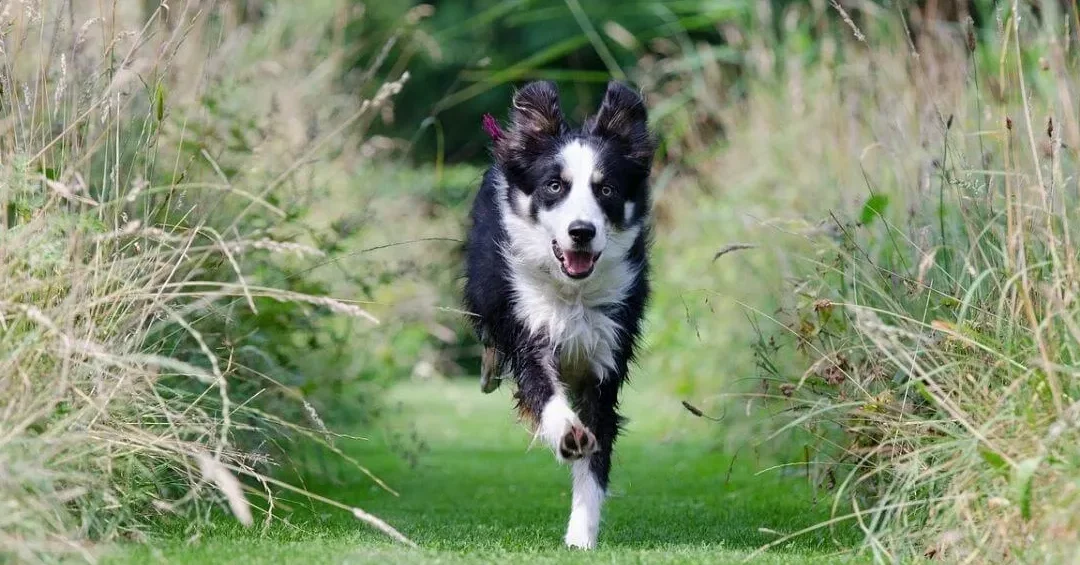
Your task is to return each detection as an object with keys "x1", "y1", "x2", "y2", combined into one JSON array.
[
  {"x1": 564, "y1": 377, "x2": 622, "y2": 550},
  {"x1": 480, "y1": 345, "x2": 503, "y2": 393}
]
